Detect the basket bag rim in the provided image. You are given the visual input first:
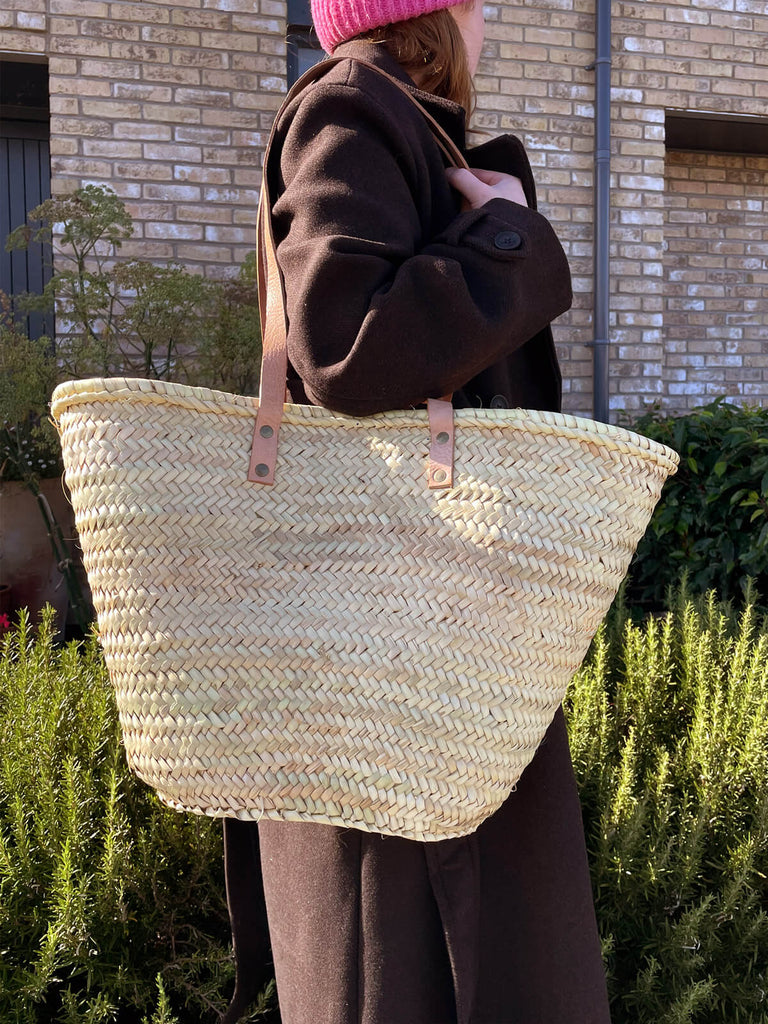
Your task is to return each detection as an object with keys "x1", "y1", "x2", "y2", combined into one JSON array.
[{"x1": 52, "y1": 375, "x2": 679, "y2": 474}]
